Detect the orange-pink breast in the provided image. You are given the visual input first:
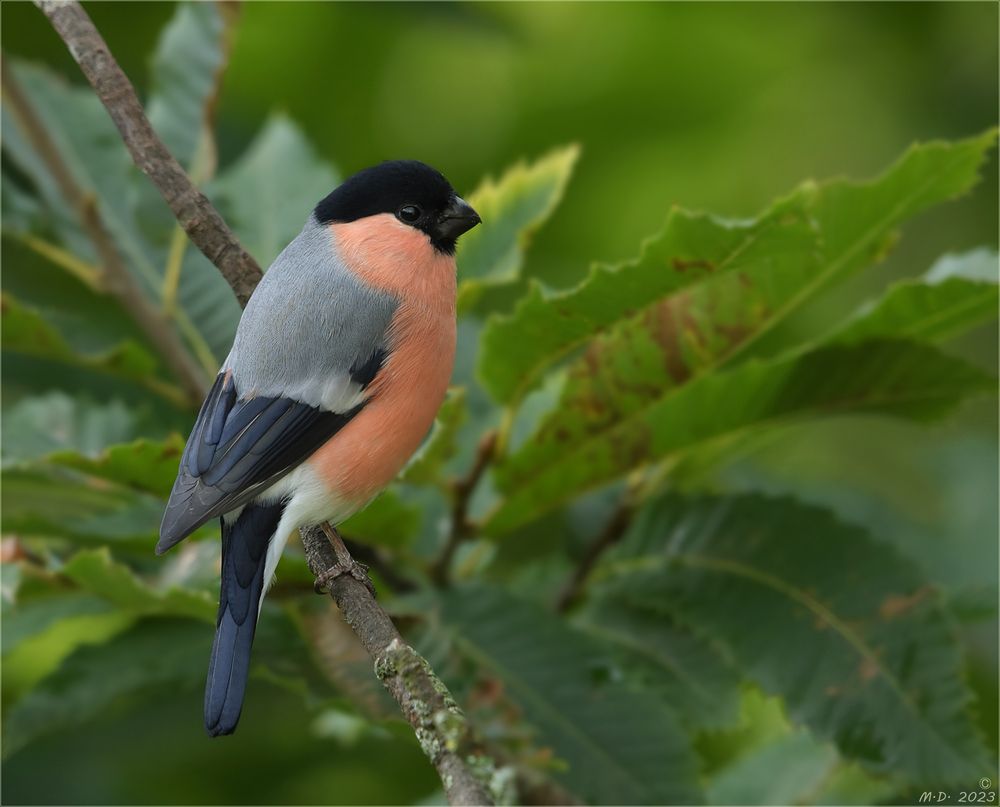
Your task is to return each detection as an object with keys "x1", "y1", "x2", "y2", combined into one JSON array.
[{"x1": 308, "y1": 214, "x2": 457, "y2": 505}]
